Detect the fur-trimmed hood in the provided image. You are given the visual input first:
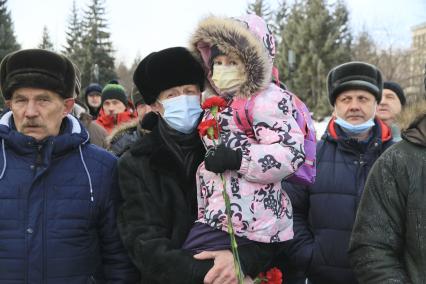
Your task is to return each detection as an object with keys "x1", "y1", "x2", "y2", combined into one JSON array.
[
  {"x1": 106, "y1": 119, "x2": 141, "y2": 146},
  {"x1": 398, "y1": 100, "x2": 426, "y2": 131},
  {"x1": 190, "y1": 14, "x2": 275, "y2": 98}
]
